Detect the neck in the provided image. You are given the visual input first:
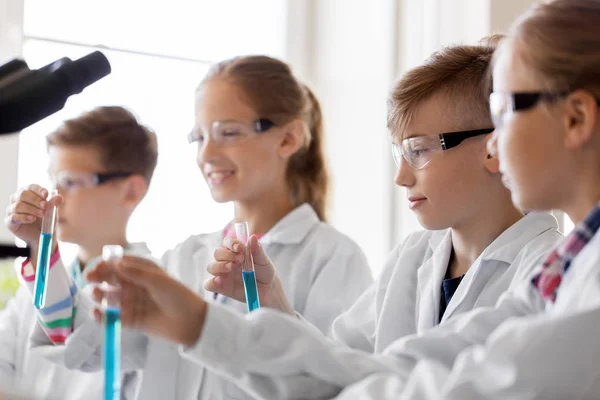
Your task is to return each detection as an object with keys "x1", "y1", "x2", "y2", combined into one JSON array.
[
  {"x1": 561, "y1": 146, "x2": 600, "y2": 225},
  {"x1": 449, "y1": 200, "x2": 523, "y2": 278},
  {"x1": 234, "y1": 190, "x2": 296, "y2": 235},
  {"x1": 562, "y1": 178, "x2": 600, "y2": 226},
  {"x1": 77, "y1": 232, "x2": 128, "y2": 266}
]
